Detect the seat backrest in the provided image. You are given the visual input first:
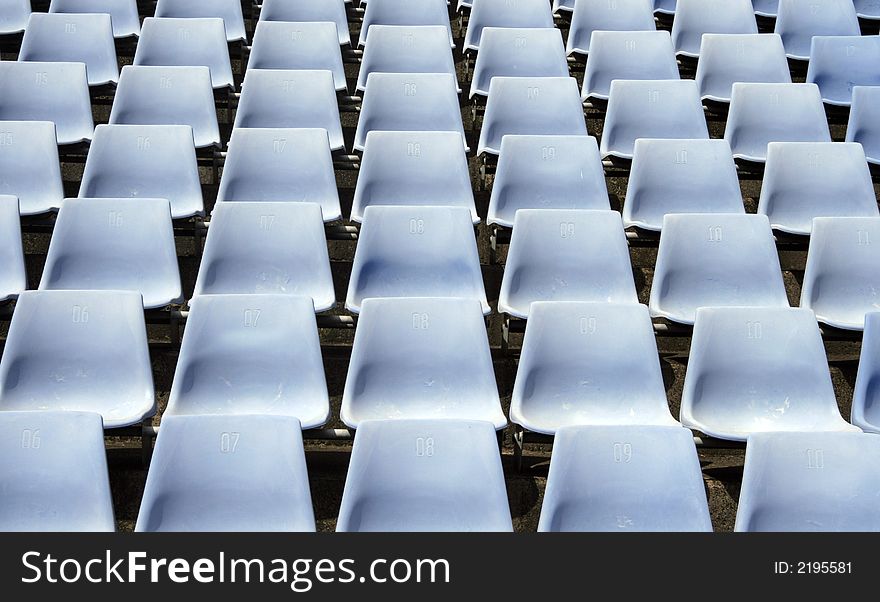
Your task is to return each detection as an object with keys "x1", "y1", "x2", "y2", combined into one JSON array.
[
  {"x1": 695, "y1": 33, "x2": 791, "y2": 103},
  {"x1": 155, "y1": 0, "x2": 247, "y2": 42},
  {"x1": 670, "y1": 0, "x2": 757, "y2": 57},
  {"x1": 259, "y1": 0, "x2": 350, "y2": 46},
  {"x1": 774, "y1": 0, "x2": 860, "y2": 60},
  {"x1": 470, "y1": 27, "x2": 568, "y2": 98},
  {"x1": 134, "y1": 17, "x2": 233, "y2": 89},
  {"x1": 360, "y1": 0, "x2": 453, "y2": 47},
  {"x1": 464, "y1": 0, "x2": 554, "y2": 51},
  {"x1": 49, "y1": 0, "x2": 140, "y2": 38},
  {"x1": 249, "y1": 21, "x2": 346, "y2": 91}
]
